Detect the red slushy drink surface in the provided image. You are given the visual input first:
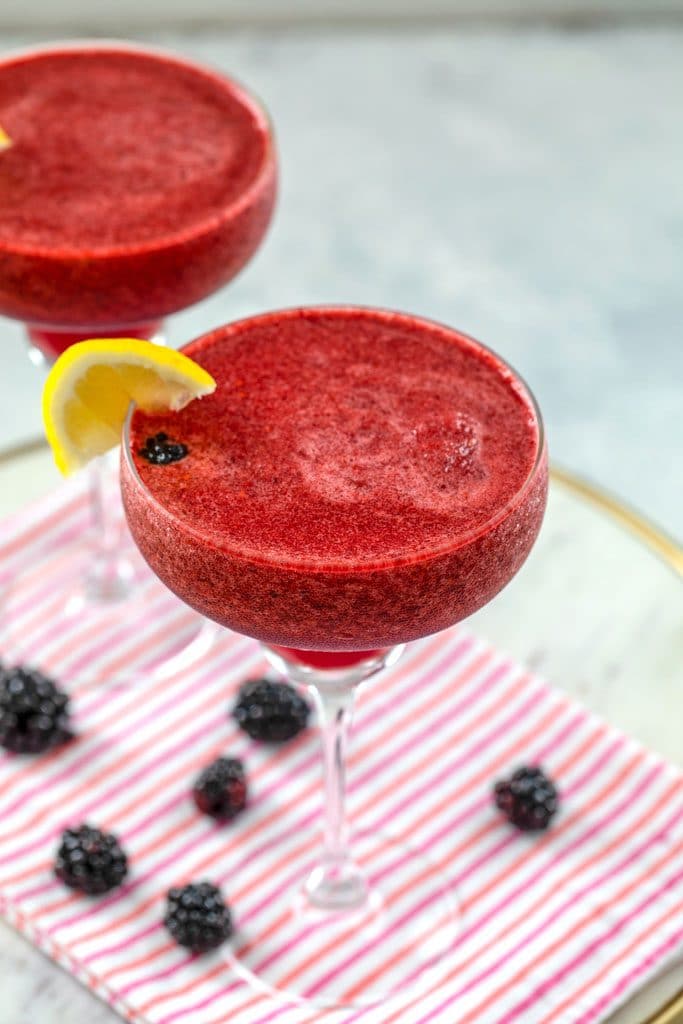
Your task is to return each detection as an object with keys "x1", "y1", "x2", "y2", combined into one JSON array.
[
  {"x1": 123, "y1": 308, "x2": 547, "y2": 649},
  {"x1": 0, "y1": 45, "x2": 275, "y2": 329}
]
